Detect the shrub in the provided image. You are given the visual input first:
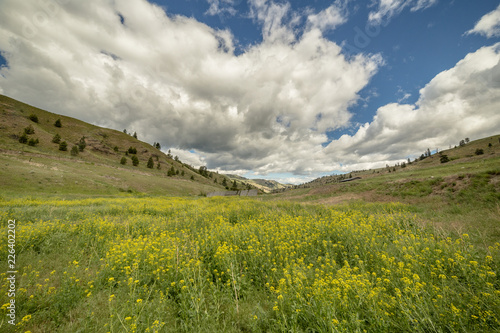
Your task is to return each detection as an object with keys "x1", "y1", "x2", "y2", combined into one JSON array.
[
  {"x1": 54, "y1": 119, "x2": 62, "y2": 127},
  {"x1": 131, "y1": 155, "x2": 139, "y2": 166},
  {"x1": 156, "y1": 162, "x2": 161, "y2": 170},
  {"x1": 440, "y1": 154, "x2": 450, "y2": 163},
  {"x1": 120, "y1": 157, "x2": 127, "y2": 165},
  {"x1": 18, "y1": 133, "x2": 28, "y2": 144},
  {"x1": 70, "y1": 145, "x2": 79, "y2": 156},
  {"x1": 190, "y1": 175, "x2": 194, "y2": 180},
  {"x1": 24, "y1": 125, "x2": 35, "y2": 135},
  {"x1": 114, "y1": 146, "x2": 119, "y2": 152},
  {"x1": 147, "y1": 157, "x2": 154, "y2": 169},
  {"x1": 78, "y1": 137, "x2": 86, "y2": 152},
  {"x1": 28, "y1": 114, "x2": 38, "y2": 123},
  {"x1": 128, "y1": 147, "x2": 137, "y2": 154},
  {"x1": 52, "y1": 133, "x2": 61, "y2": 144},
  {"x1": 475, "y1": 148, "x2": 484, "y2": 155},
  {"x1": 28, "y1": 138, "x2": 39, "y2": 146},
  {"x1": 59, "y1": 141, "x2": 68, "y2": 151}
]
